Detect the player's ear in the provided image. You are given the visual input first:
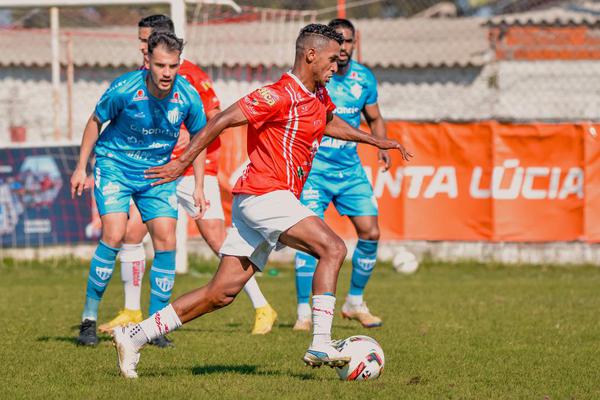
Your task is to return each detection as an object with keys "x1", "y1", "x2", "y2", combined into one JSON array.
[{"x1": 306, "y1": 47, "x2": 317, "y2": 63}]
